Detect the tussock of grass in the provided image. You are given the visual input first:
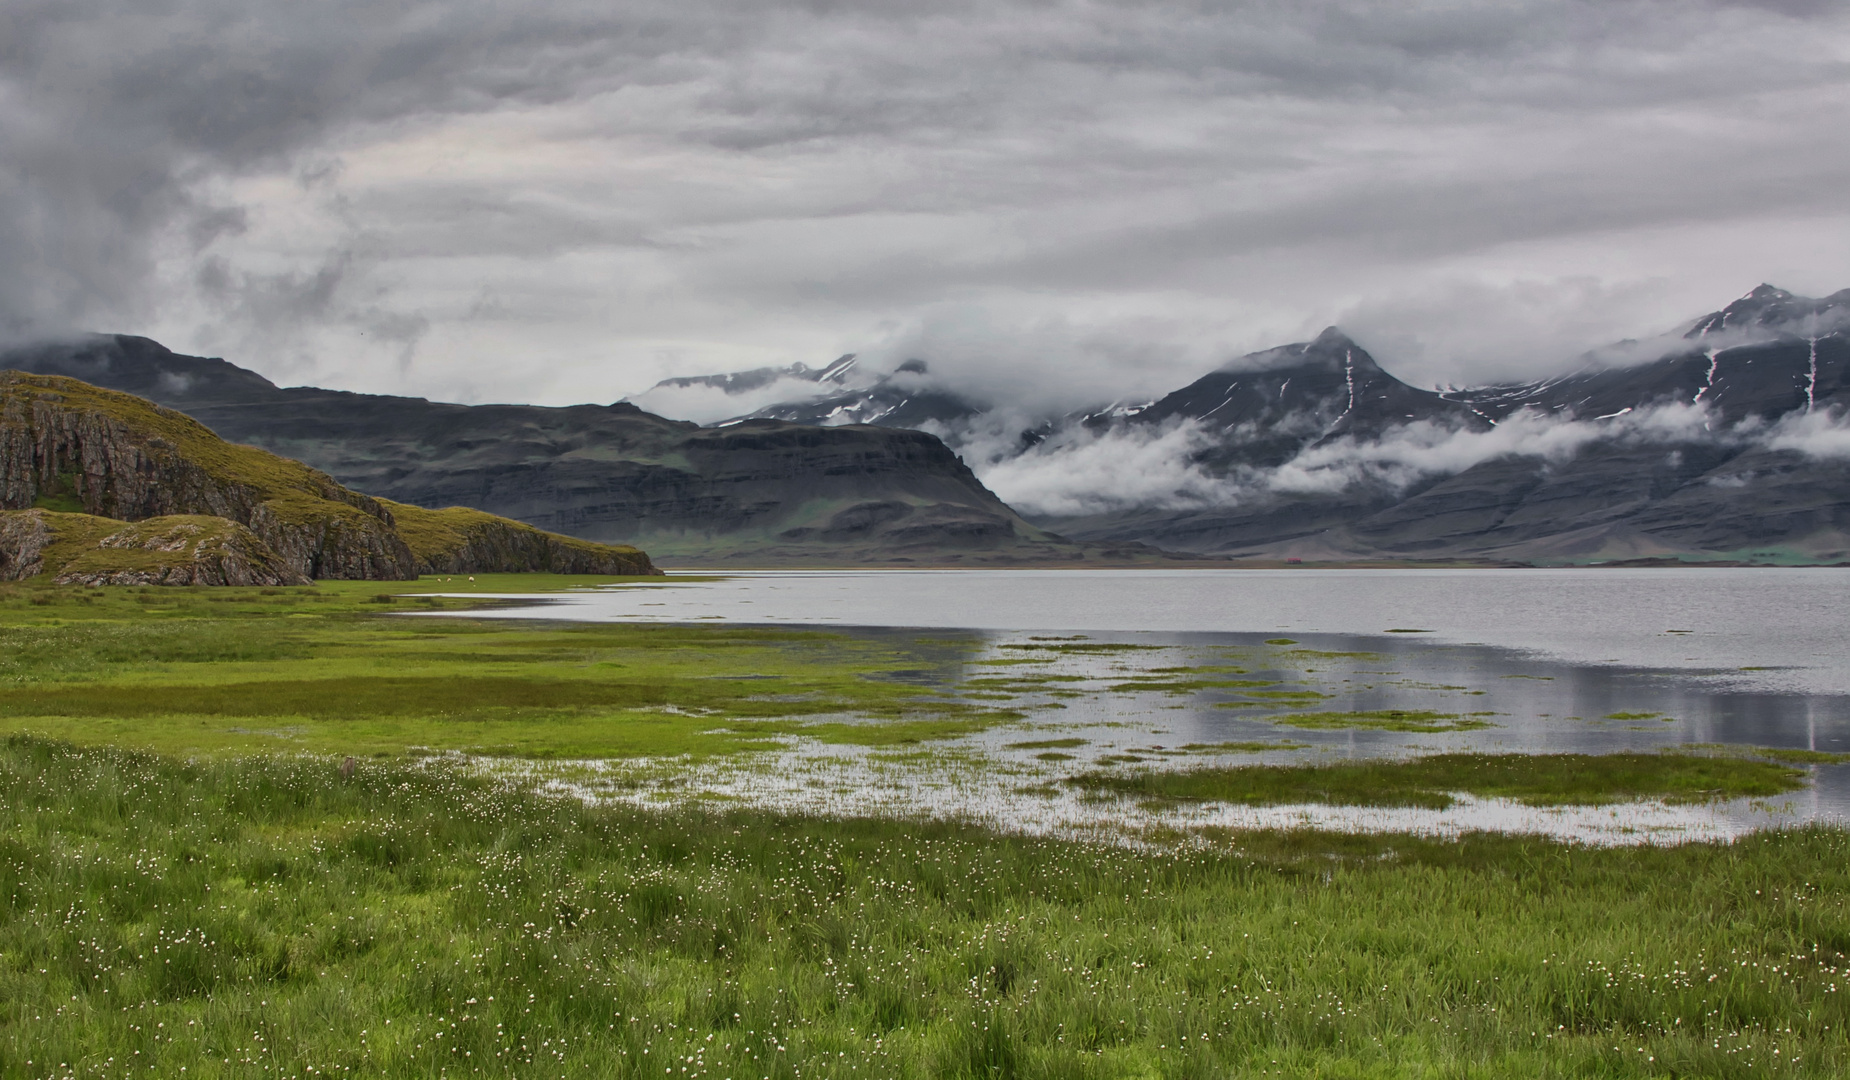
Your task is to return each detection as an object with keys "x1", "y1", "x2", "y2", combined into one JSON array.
[
  {"x1": 1072, "y1": 752, "x2": 1809, "y2": 810},
  {"x1": 6, "y1": 738, "x2": 1850, "y2": 1077},
  {"x1": 1178, "y1": 740, "x2": 1309, "y2": 753}
]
